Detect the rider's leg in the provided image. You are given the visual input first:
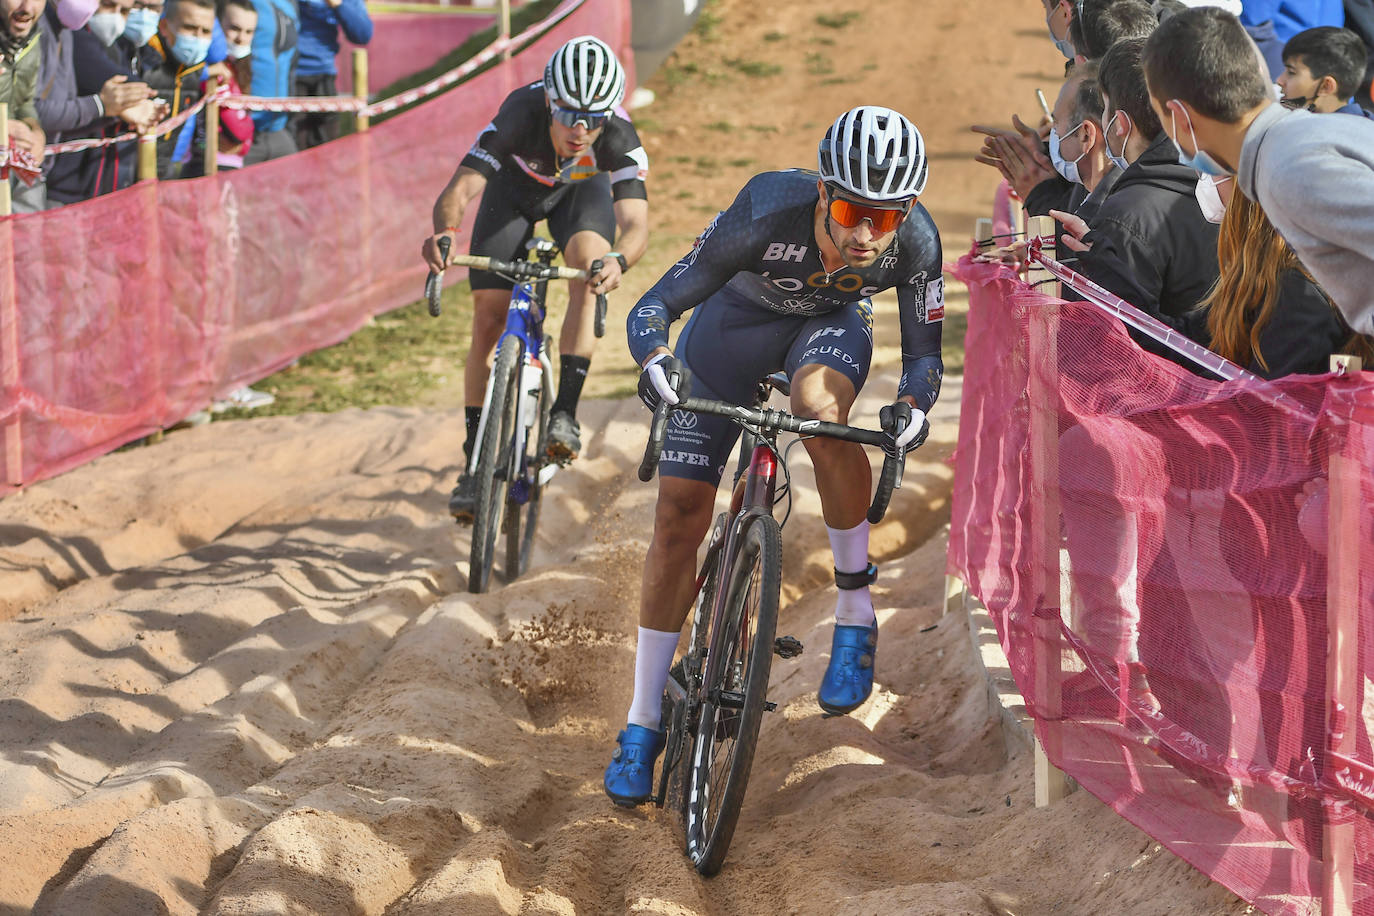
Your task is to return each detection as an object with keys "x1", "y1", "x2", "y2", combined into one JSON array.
[
  {"x1": 462, "y1": 288, "x2": 517, "y2": 456},
  {"x1": 790, "y1": 363, "x2": 875, "y2": 623},
  {"x1": 627, "y1": 476, "x2": 717, "y2": 729},
  {"x1": 551, "y1": 228, "x2": 612, "y2": 416}
]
